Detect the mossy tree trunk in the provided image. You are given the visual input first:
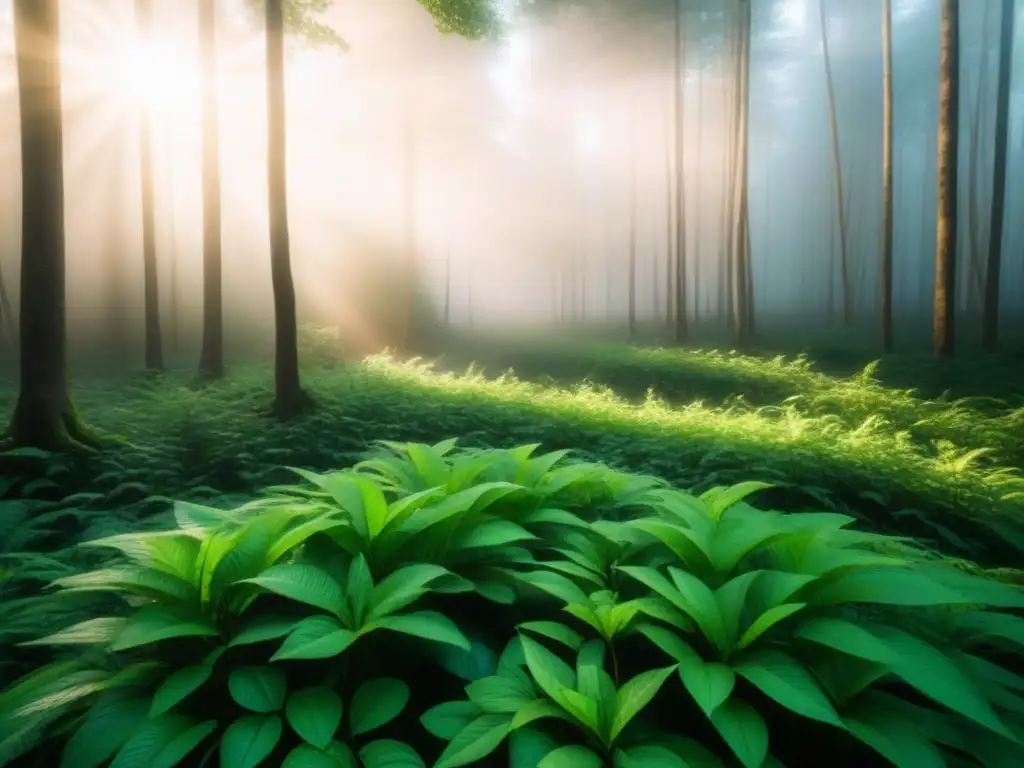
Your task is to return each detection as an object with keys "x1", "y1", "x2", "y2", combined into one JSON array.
[{"x1": 9, "y1": 0, "x2": 99, "y2": 450}]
